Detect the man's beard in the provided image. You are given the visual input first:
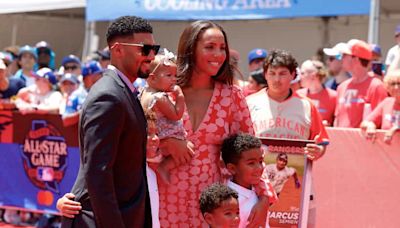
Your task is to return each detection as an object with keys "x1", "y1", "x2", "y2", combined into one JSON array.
[
  {"x1": 137, "y1": 69, "x2": 149, "y2": 79},
  {"x1": 137, "y1": 67, "x2": 150, "y2": 79}
]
